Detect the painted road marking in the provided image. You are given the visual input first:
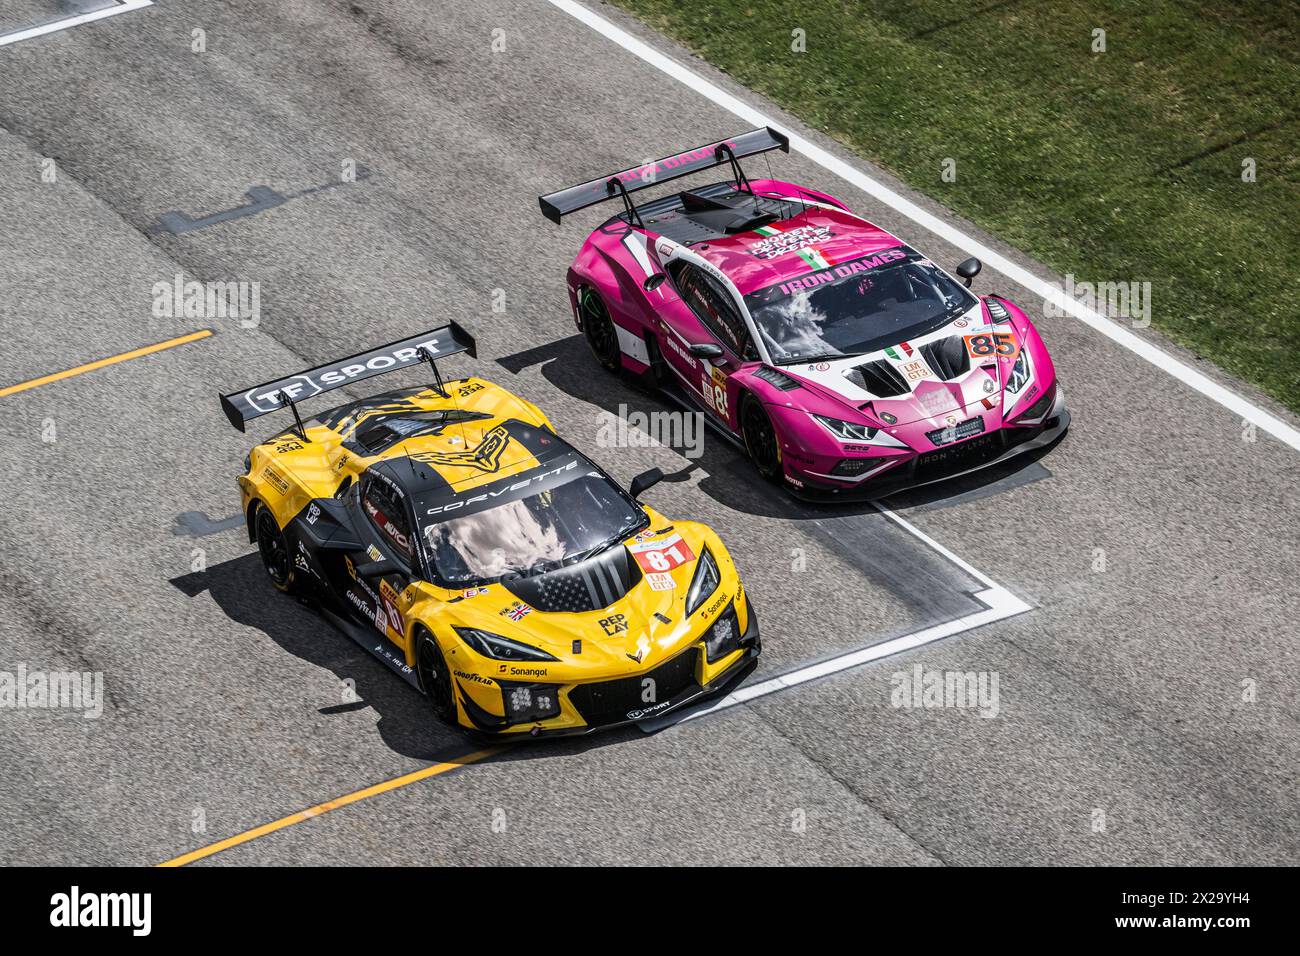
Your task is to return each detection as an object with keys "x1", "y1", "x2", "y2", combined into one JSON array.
[
  {"x1": 546, "y1": 0, "x2": 1300, "y2": 454},
  {"x1": 641, "y1": 499, "x2": 1031, "y2": 732},
  {"x1": 642, "y1": 585, "x2": 1030, "y2": 732},
  {"x1": 0, "y1": 329, "x2": 212, "y2": 398},
  {"x1": 0, "y1": 0, "x2": 152, "y2": 47},
  {"x1": 159, "y1": 747, "x2": 505, "y2": 866},
  {"x1": 873, "y1": 503, "x2": 1001, "y2": 590},
  {"x1": 146, "y1": 170, "x2": 374, "y2": 236}
]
